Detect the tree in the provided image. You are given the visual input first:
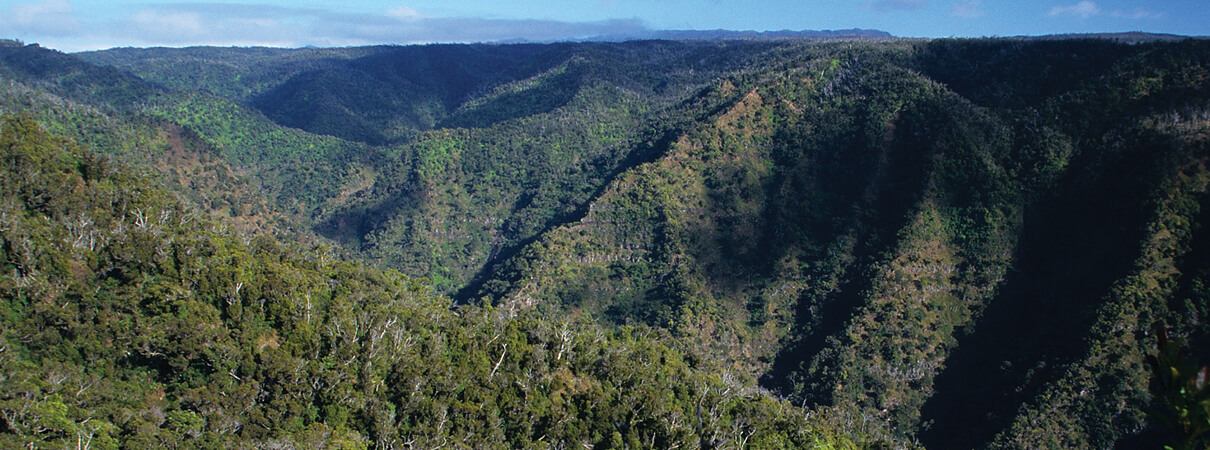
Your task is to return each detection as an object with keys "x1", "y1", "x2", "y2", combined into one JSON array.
[{"x1": 1150, "y1": 324, "x2": 1210, "y2": 450}]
